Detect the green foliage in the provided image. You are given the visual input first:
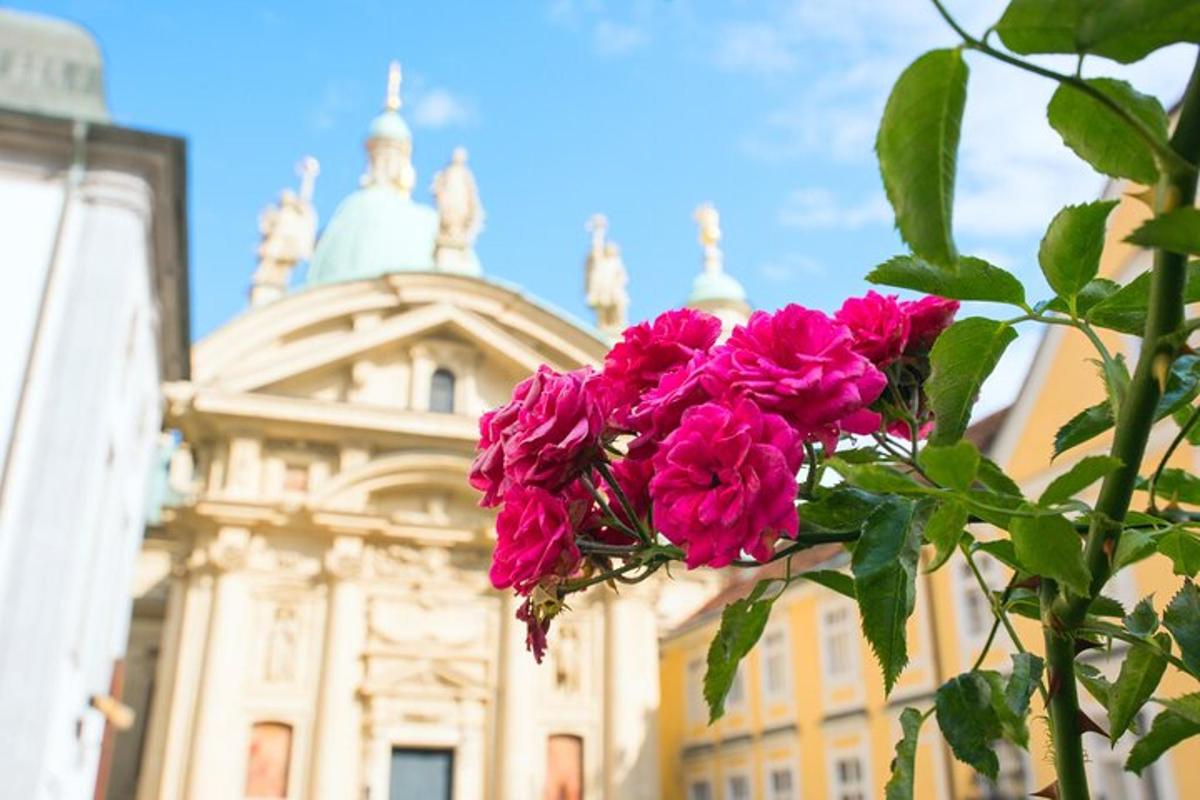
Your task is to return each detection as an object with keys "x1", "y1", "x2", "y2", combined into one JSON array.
[
  {"x1": 1145, "y1": 467, "x2": 1200, "y2": 506},
  {"x1": 866, "y1": 255, "x2": 1026, "y2": 305},
  {"x1": 976, "y1": 457, "x2": 1025, "y2": 497},
  {"x1": 851, "y1": 498, "x2": 920, "y2": 694},
  {"x1": 884, "y1": 708, "x2": 924, "y2": 800},
  {"x1": 801, "y1": 570, "x2": 856, "y2": 599},
  {"x1": 1087, "y1": 262, "x2": 1200, "y2": 335},
  {"x1": 800, "y1": 486, "x2": 888, "y2": 533},
  {"x1": 1164, "y1": 582, "x2": 1200, "y2": 676},
  {"x1": 1005, "y1": 653, "x2": 1044, "y2": 720},
  {"x1": 1127, "y1": 207, "x2": 1200, "y2": 256},
  {"x1": 918, "y1": 440, "x2": 980, "y2": 491},
  {"x1": 1158, "y1": 530, "x2": 1200, "y2": 578},
  {"x1": 1039, "y1": 202, "x2": 1120, "y2": 300},
  {"x1": 827, "y1": 460, "x2": 931, "y2": 496},
  {"x1": 1047, "y1": 80, "x2": 1168, "y2": 185},
  {"x1": 927, "y1": 318, "x2": 1018, "y2": 446},
  {"x1": 1077, "y1": 662, "x2": 1114, "y2": 708},
  {"x1": 1037, "y1": 455, "x2": 1122, "y2": 507},
  {"x1": 1054, "y1": 355, "x2": 1200, "y2": 456},
  {"x1": 703, "y1": 580, "x2": 776, "y2": 723},
  {"x1": 923, "y1": 499, "x2": 969, "y2": 573},
  {"x1": 995, "y1": 0, "x2": 1200, "y2": 63},
  {"x1": 935, "y1": 673, "x2": 1001, "y2": 779},
  {"x1": 1127, "y1": 697, "x2": 1200, "y2": 774},
  {"x1": 1108, "y1": 632, "x2": 1171, "y2": 740},
  {"x1": 1011, "y1": 510, "x2": 1092, "y2": 596},
  {"x1": 1125, "y1": 596, "x2": 1160, "y2": 636},
  {"x1": 876, "y1": 49, "x2": 967, "y2": 267}
]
